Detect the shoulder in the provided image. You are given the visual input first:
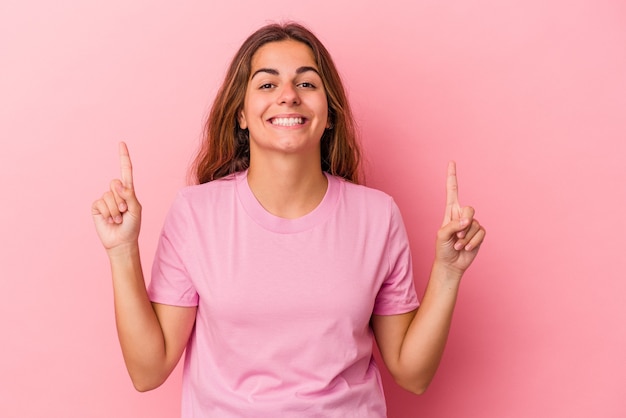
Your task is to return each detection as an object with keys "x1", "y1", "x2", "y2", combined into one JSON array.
[
  {"x1": 329, "y1": 175, "x2": 407, "y2": 229},
  {"x1": 331, "y1": 177, "x2": 410, "y2": 259},
  {"x1": 165, "y1": 173, "x2": 240, "y2": 219},
  {"x1": 161, "y1": 174, "x2": 241, "y2": 234},
  {"x1": 335, "y1": 176, "x2": 395, "y2": 209},
  {"x1": 177, "y1": 173, "x2": 239, "y2": 201},
  {"x1": 170, "y1": 173, "x2": 239, "y2": 211}
]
